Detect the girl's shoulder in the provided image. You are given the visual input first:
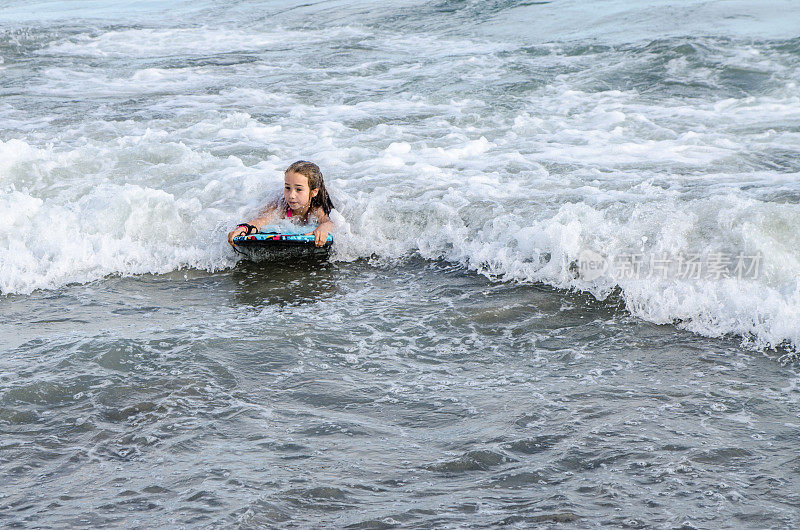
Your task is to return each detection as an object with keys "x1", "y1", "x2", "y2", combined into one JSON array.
[
  {"x1": 265, "y1": 196, "x2": 289, "y2": 217},
  {"x1": 309, "y1": 205, "x2": 329, "y2": 221}
]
